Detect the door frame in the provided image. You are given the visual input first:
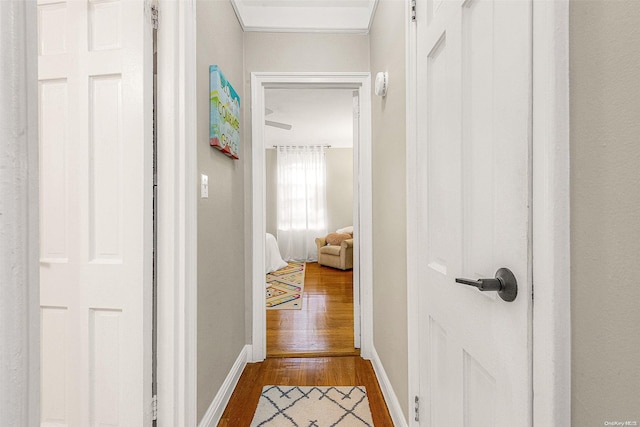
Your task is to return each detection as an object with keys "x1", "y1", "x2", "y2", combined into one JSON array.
[
  {"x1": 250, "y1": 72, "x2": 373, "y2": 362},
  {"x1": 156, "y1": 1, "x2": 199, "y2": 425},
  {"x1": 405, "y1": 1, "x2": 570, "y2": 426}
]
